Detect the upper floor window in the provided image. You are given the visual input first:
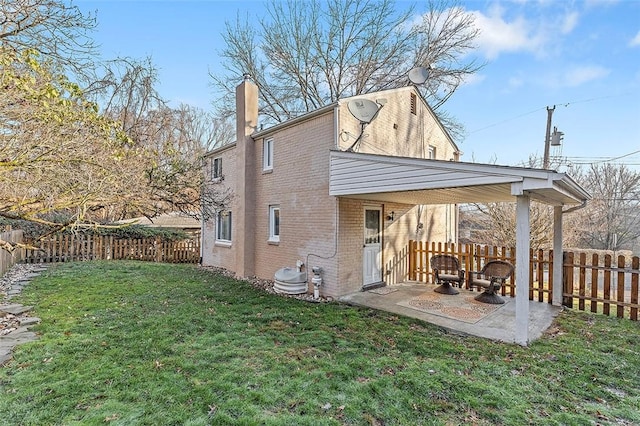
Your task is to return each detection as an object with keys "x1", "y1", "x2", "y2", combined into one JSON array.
[
  {"x1": 211, "y1": 157, "x2": 222, "y2": 180},
  {"x1": 263, "y1": 138, "x2": 274, "y2": 171},
  {"x1": 428, "y1": 145, "x2": 436, "y2": 159},
  {"x1": 269, "y1": 205, "x2": 280, "y2": 243},
  {"x1": 216, "y1": 211, "x2": 232, "y2": 242}
]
